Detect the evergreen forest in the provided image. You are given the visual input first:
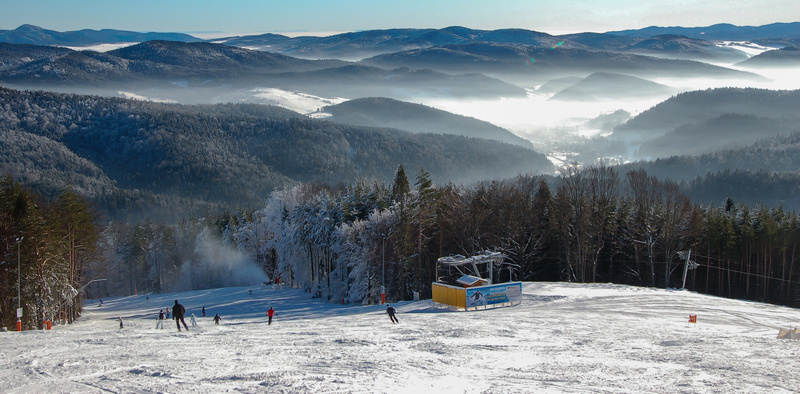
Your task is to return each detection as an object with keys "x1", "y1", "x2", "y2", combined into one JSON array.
[
  {"x1": 5, "y1": 164, "x2": 793, "y2": 332},
  {"x1": 0, "y1": 176, "x2": 96, "y2": 330}
]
